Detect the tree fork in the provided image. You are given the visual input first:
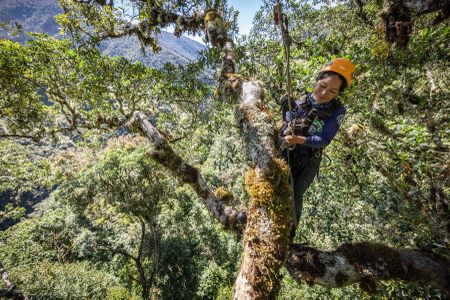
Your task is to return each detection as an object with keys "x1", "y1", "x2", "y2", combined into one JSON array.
[{"x1": 204, "y1": 9, "x2": 294, "y2": 299}]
